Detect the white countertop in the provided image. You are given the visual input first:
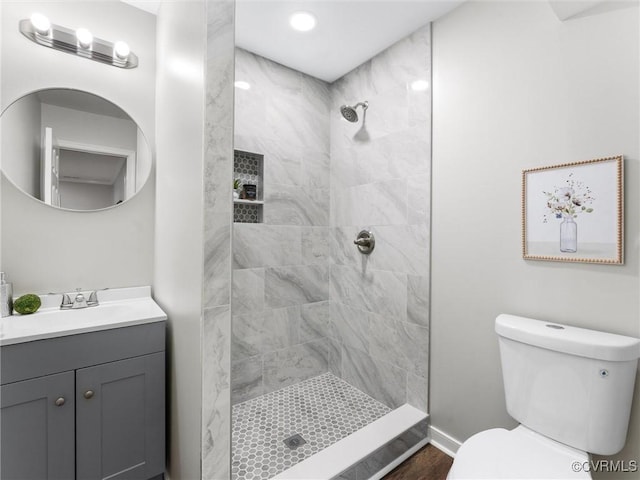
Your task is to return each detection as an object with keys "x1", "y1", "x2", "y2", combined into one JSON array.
[{"x1": 0, "y1": 286, "x2": 167, "y2": 346}]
